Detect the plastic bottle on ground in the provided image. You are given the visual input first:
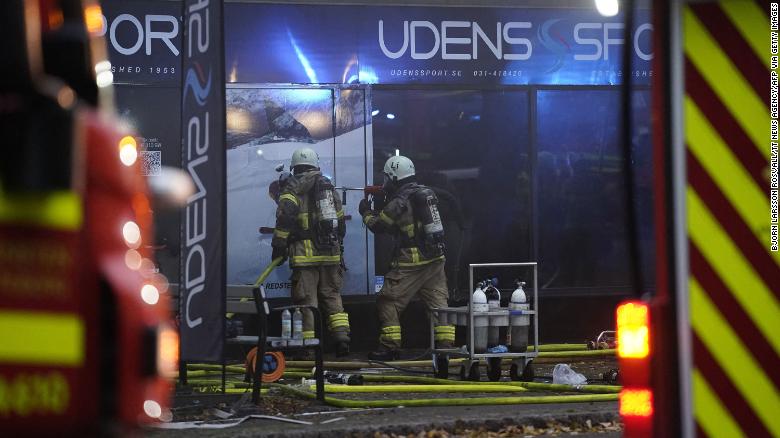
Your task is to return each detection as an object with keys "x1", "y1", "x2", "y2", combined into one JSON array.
[
  {"x1": 292, "y1": 308, "x2": 303, "y2": 340},
  {"x1": 281, "y1": 309, "x2": 292, "y2": 339}
]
